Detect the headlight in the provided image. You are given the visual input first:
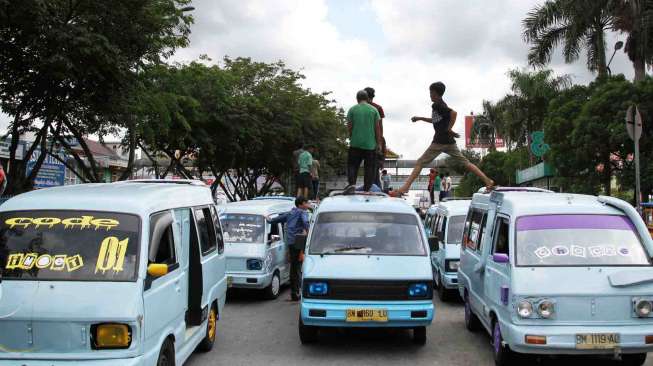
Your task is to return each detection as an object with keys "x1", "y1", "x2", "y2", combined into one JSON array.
[
  {"x1": 246, "y1": 258, "x2": 262, "y2": 270},
  {"x1": 635, "y1": 300, "x2": 652, "y2": 317},
  {"x1": 92, "y1": 323, "x2": 131, "y2": 349},
  {"x1": 537, "y1": 300, "x2": 555, "y2": 319},
  {"x1": 446, "y1": 260, "x2": 460, "y2": 272},
  {"x1": 308, "y1": 282, "x2": 328, "y2": 296},
  {"x1": 517, "y1": 300, "x2": 533, "y2": 318},
  {"x1": 408, "y1": 283, "x2": 430, "y2": 297}
]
